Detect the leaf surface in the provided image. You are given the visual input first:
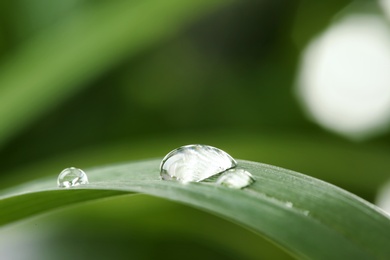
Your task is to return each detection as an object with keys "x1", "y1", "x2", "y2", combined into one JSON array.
[{"x1": 1, "y1": 159, "x2": 389, "y2": 259}]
